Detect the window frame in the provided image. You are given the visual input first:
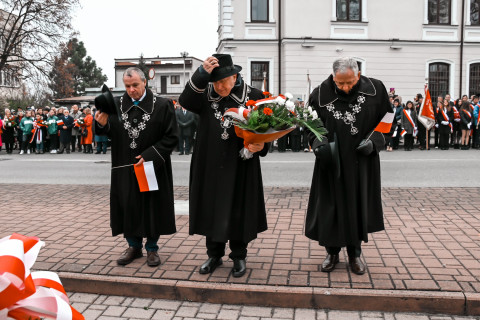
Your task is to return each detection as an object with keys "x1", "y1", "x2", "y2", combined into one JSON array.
[
  {"x1": 428, "y1": 0, "x2": 452, "y2": 25},
  {"x1": 428, "y1": 62, "x2": 451, "y2": 102},
  {"x1": 251, "y1": 0, "x2": 269, "y2": 23},
  {"x1": 468, "y1": 62, "x2": 480, "y2": 97},
  {"x1": 336, "y1": 0, "x2": 362, "y2": 22},
  {"x1": 471, "y1": 0, "x2": 480, "y2": 25},
  {"x1": 250, "y1": 61, "x2": 270, "y2": 92},
  {"x1": 170, "y1": 75, "x2": 180, "y2": 85}
]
